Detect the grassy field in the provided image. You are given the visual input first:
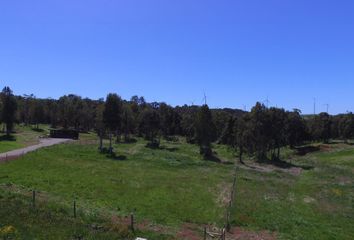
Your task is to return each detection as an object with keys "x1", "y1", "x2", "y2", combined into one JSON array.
[
  {"x1": 232, "y1": 143, "x2": 354, "y2": 240},
  {"x1": 0, "y1": 124, "x2": 49, "y2": 153},
  {"x1": 0, "y1": 136, "x2": 235, "y2": 239},
  {"x1": 0, "y1": 134, "x2": 353, "y2": 239}
]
